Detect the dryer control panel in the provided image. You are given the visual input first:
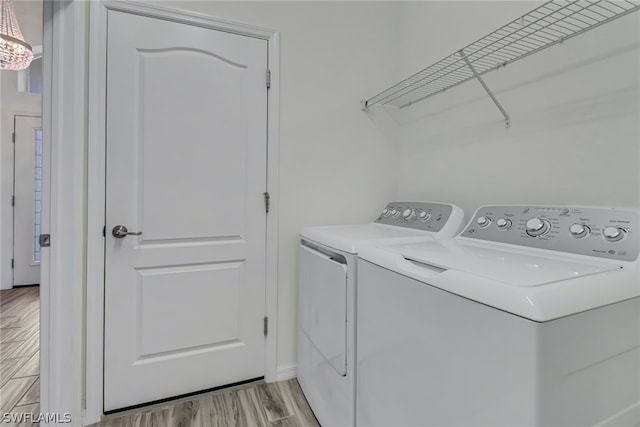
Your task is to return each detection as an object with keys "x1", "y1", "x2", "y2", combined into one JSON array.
[
  {"x1": 375, "y1": 202, "x2": 453, "y2": 232},
  {"x1": 461, "y1": 205, "x2": 639, "y2": 261}
]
